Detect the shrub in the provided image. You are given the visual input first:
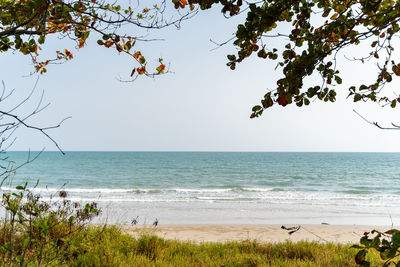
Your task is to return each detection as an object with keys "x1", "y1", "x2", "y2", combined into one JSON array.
[
  {"x1": 353, "y1": 229, "x2": 400, "y2": 266},
  {"x1": 0, "y1": 181, "x2": 100, "y2": 266}
]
